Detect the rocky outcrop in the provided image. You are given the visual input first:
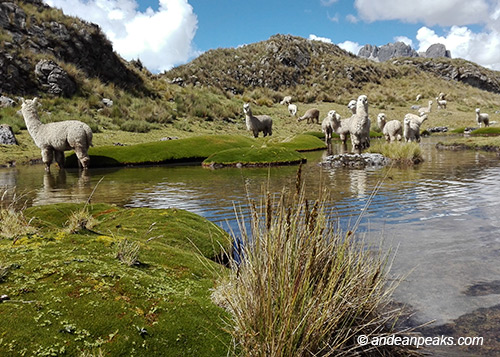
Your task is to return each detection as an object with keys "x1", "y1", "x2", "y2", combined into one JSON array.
[
  {"x1": 425, "y1": 44, "x2": 451, "y2": 59},
  {"x1": 358, "y1": 42, "x2": 450, "y2": 62},
  {"x1": 0, "y1": 124, "x2": 18, "y2": 145},
  {"x1": 35, "y1": 59, "x2": 76, "y2": 96},
  {"x1": 393, "y1": 58, "x2": 500, "y2": 94},
  {"x1": 0, "y1": 0, "x2": 146, "y2": 96},
  {"x1": 358, "y1": 42, "x2": 419, "y2": 62}
]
